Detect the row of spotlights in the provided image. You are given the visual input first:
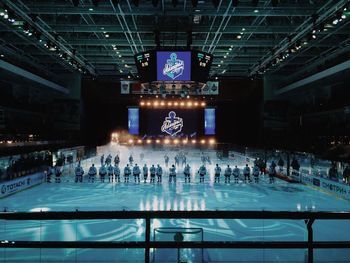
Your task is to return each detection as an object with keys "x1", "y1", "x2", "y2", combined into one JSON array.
[
  {"x1": 255, "y1": 4, "x2": 348, "y2": 76},
  {"x1": 128, "y1": 138, "x2": 216, "y2": 145},
  {"x1": 0, "y1": 6, "x2": 88, "y2": 74},
  {"x1": 140, "y1": 101, "x2": 206, "y2": 107}
]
